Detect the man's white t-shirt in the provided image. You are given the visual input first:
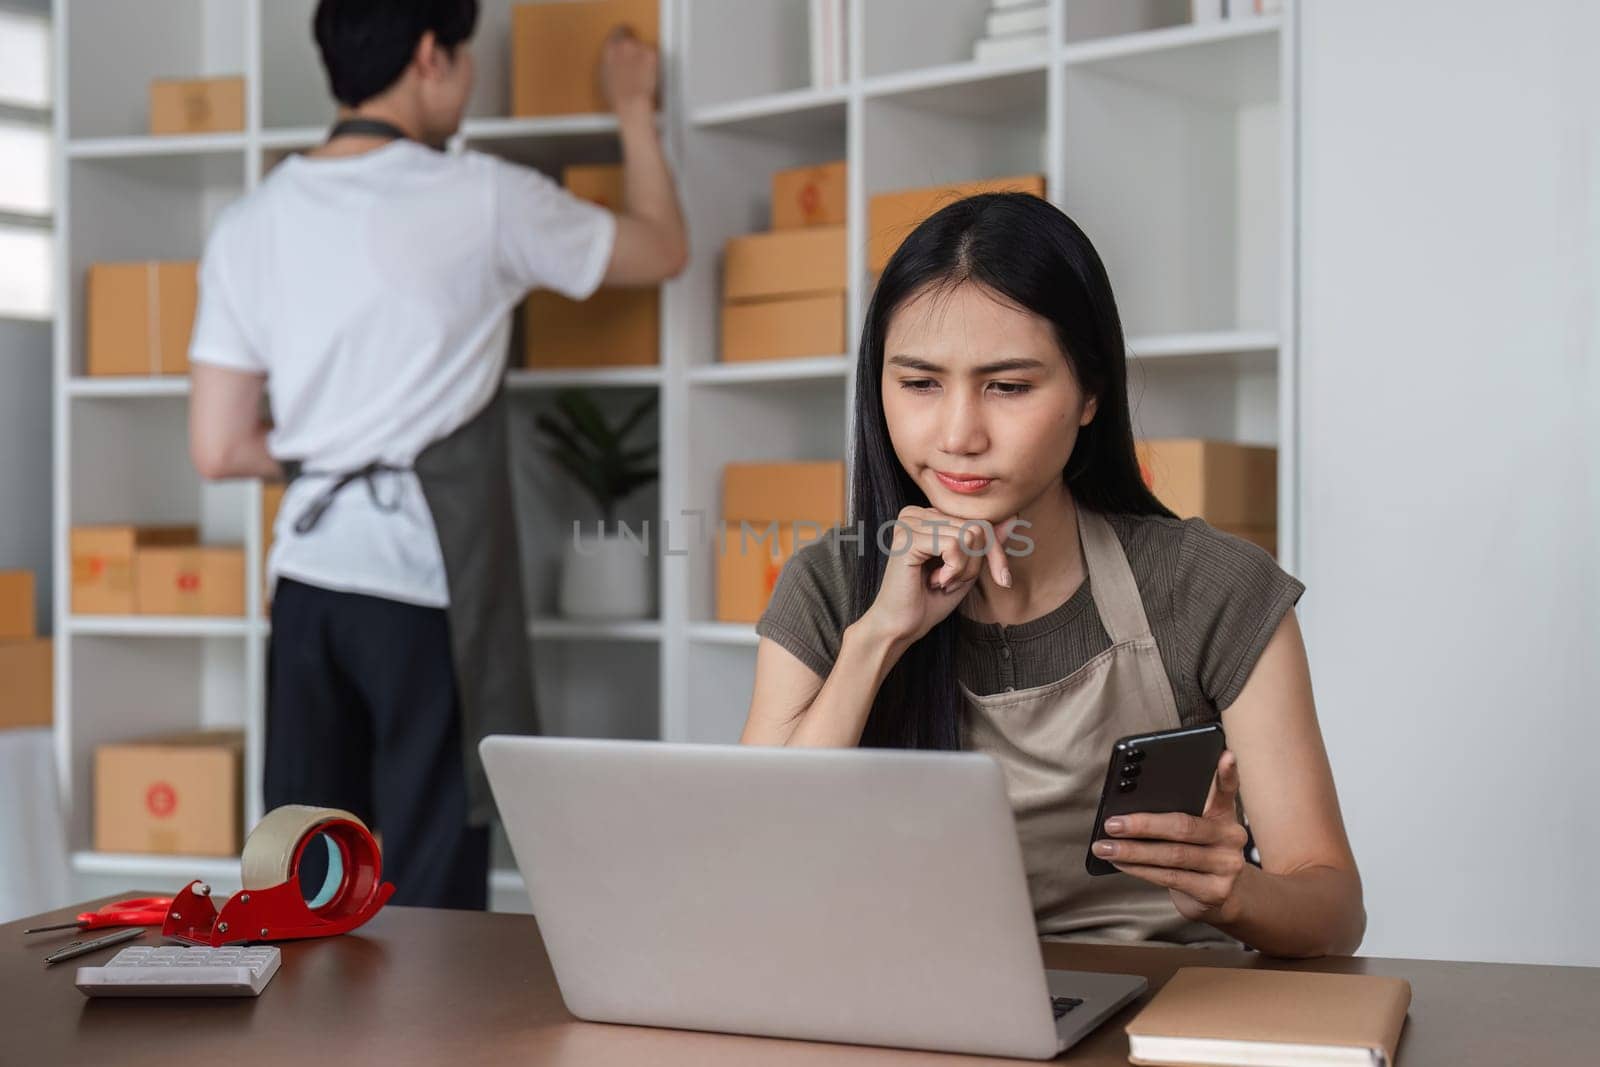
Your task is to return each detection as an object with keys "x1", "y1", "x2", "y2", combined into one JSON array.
[{"x1": 189, "y1": 140, "x2": 616, "y2": 608}]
